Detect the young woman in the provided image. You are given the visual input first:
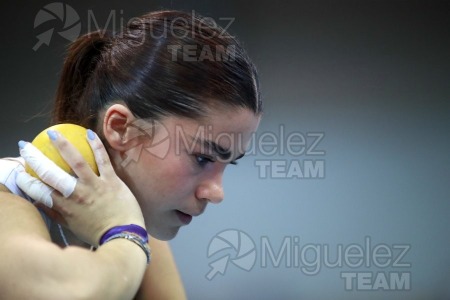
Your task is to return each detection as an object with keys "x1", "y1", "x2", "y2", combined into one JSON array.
[{"x1": 0, "y1": 10, "x2": 261, "y2": 299}]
